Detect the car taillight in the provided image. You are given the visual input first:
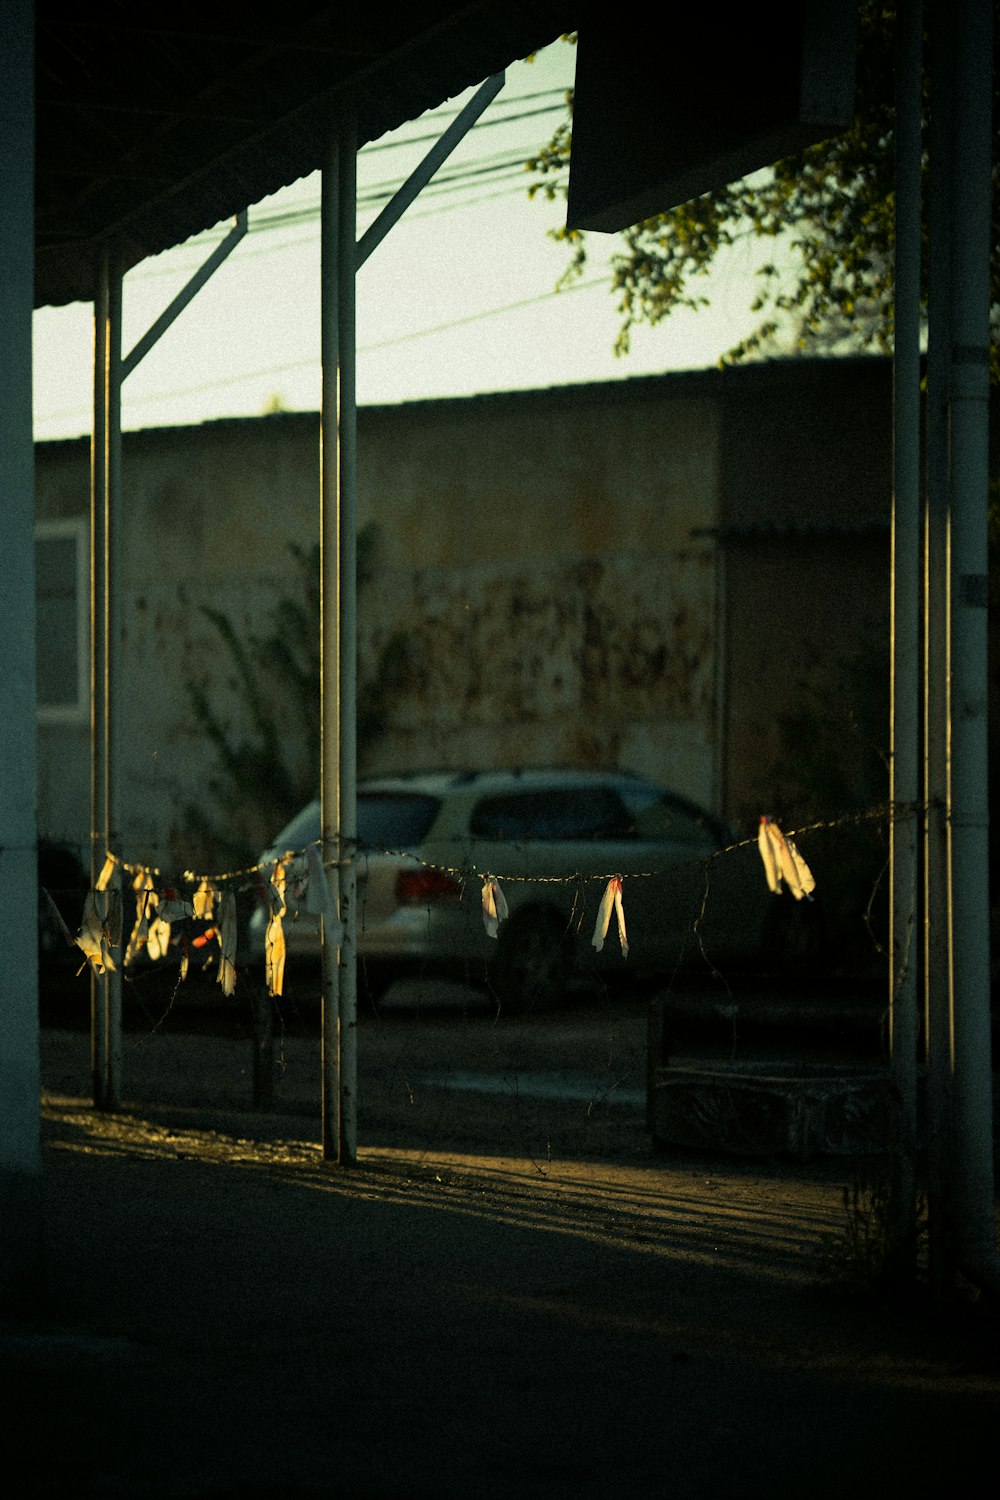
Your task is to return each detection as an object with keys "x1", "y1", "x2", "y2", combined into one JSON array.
[{"x1": 395, "y1": 868, "x2": 461, "y2": 906}]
